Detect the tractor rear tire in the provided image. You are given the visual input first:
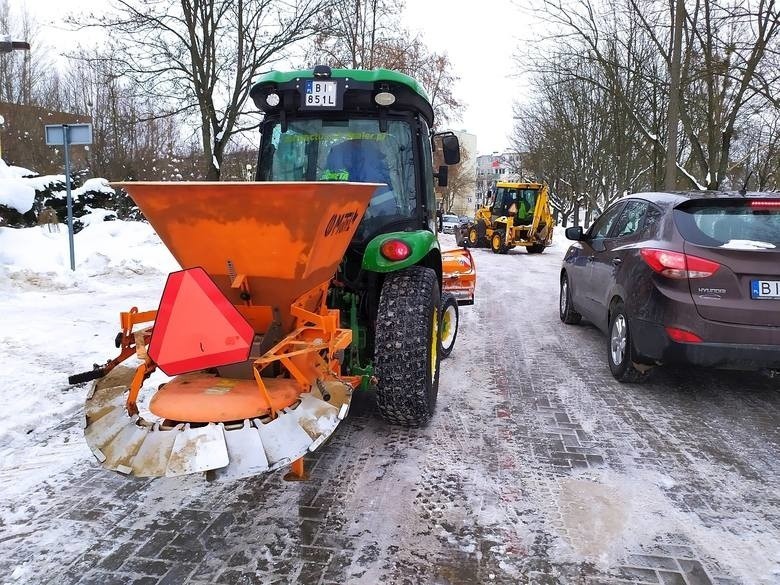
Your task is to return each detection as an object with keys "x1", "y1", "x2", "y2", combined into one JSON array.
[
  {"x1": 374, "y1": 266, "x2": 441, "y2": 426},
  {"x1": 527, "y1": 243, "x2": 545, "y2": 254},
  {"x1": 490, "y1": 230, "x2": 508, "y2": 254},
  {"x1": 439, "y1": 292, "x2": 459, "y2": 359}
]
